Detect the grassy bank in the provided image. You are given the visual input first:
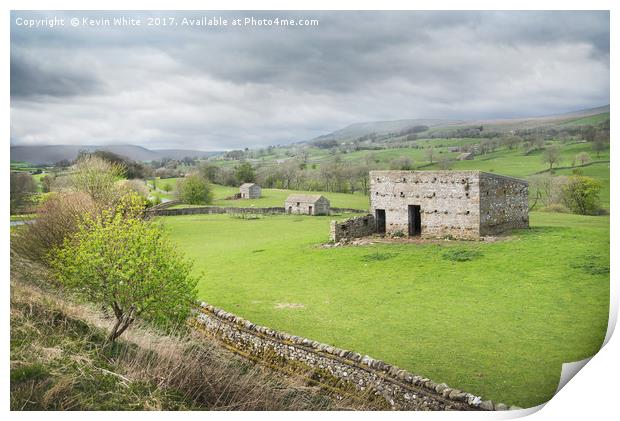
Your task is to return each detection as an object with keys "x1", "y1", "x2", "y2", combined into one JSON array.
[{"x1": 10, "y1": 267, "x2": 378, "y2": 410}]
